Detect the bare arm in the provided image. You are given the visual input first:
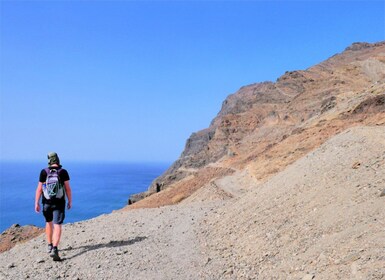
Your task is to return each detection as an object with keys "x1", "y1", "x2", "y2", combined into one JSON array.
[
  {"x1": 64, "y1": 180, "x2": 72, "y2": 209},
  {"x1": 35, "y1": 182, "x2": 43, "y2": 213}
]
